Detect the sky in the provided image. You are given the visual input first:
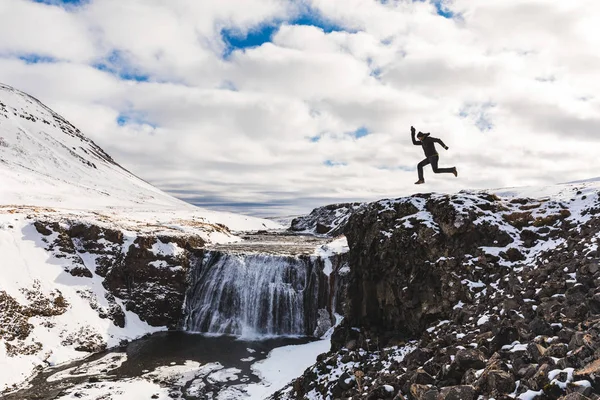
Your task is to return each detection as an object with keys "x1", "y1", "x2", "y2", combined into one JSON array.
[{"x1": 1, "y1": 0, "x2": 599, "y2": 216}]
